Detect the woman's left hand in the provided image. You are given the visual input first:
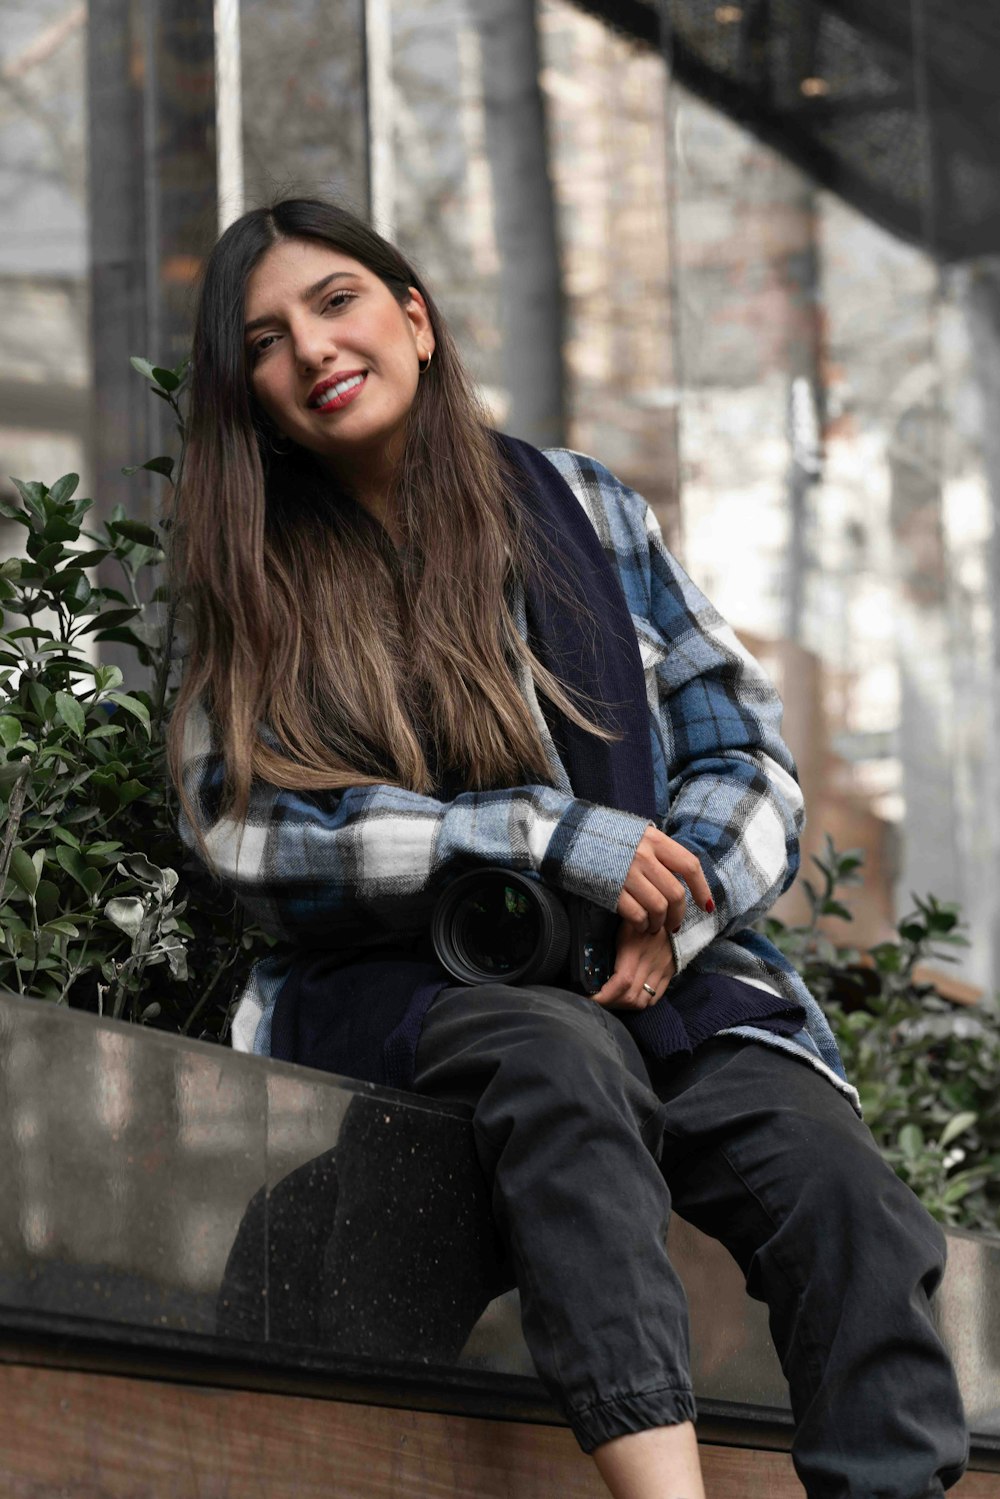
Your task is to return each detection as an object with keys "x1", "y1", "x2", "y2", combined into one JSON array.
[{"x1": 590, "y1": 920, "x2": 676, "y2": 1009}]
